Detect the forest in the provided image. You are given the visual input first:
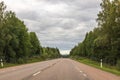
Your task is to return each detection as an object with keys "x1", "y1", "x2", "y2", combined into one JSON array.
[
  {"x1": 70, "y1": 0, "x2": 120, "y2": 68},
  {"x1": 0, "y1": 1, "x2": 60, "y2": 64}
]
